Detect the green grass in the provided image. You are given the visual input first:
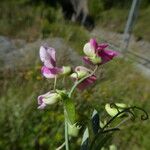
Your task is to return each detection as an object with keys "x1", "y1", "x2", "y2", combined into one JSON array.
[
  {"x1": 0, "y1": 58, "x2": 149, "y2": 149},
  {"x1": 0, "y1": 1, "x2": 149, "y2": 42},
  {"x1": 134, "y1": 6, "x2": 150, "y2": 41},
  {"x1": 0, "y1": 0, "x2": 89, "y2": 47},
  {"x1": 96, "y1": 7, "x2": 150, "y2": 41}
]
